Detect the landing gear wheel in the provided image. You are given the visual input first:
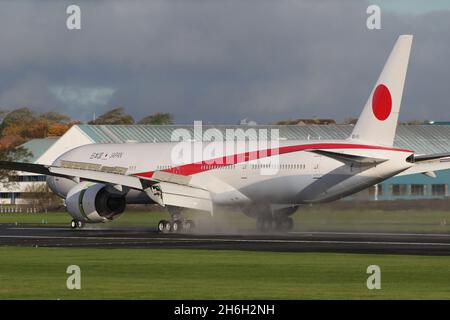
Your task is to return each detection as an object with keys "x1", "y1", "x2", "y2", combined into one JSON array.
[
  {"x1": 70, "y1": 219, "x2": 84, "y2": 230},
  {"x1": 284, "y1": 217, "x2": 294, "y2": 231},
  {"x1": 256, "y1": 217, "x2": 273, "y2": 232},
  {"x1": 263, "y1": 218, "x2": 273, "y2": 232},
  {"x1": 172, "y1": 220, "x2": 181, "y2": 233},
  {"x1": 157, "y1": 220, "x2": 172, "y2": 233},
  {"x1": 274, "y1": 217, "x2": 294, "y2": 232},
  {"x1": 158, "y1": 220, "x2": 166, "y2": 233},
  {"x1": 164, "y1": 221, "x2": 172, "y2": 233},
  {"x1": 256, "y1": 218, "x2": 263, "y2": 232},
  {"x1": 183, "y1": 220, "x2": 195, "y2": 232},
  {"x1": 159, "y1": 217, "x2": 196, "y2": 233},
  {"x1": 275, "y1": 219, "x2": 283, "y2": 231}
]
